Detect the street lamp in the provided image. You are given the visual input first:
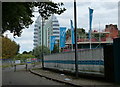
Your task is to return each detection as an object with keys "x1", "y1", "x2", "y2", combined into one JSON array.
[
  {"x1": 41, "y1": 17, "x2": 44, "y2": 69},
  {"x1": 74, "y1": 0, "x2": 78, "y2": 78}
]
